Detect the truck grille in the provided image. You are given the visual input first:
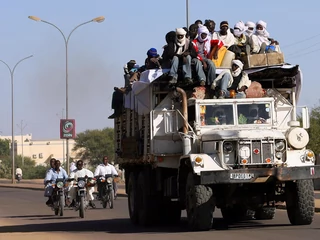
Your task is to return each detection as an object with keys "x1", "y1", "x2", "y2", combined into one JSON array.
[{"x1": 238, "y1": 140, "x2": 274, "y2": 165}]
